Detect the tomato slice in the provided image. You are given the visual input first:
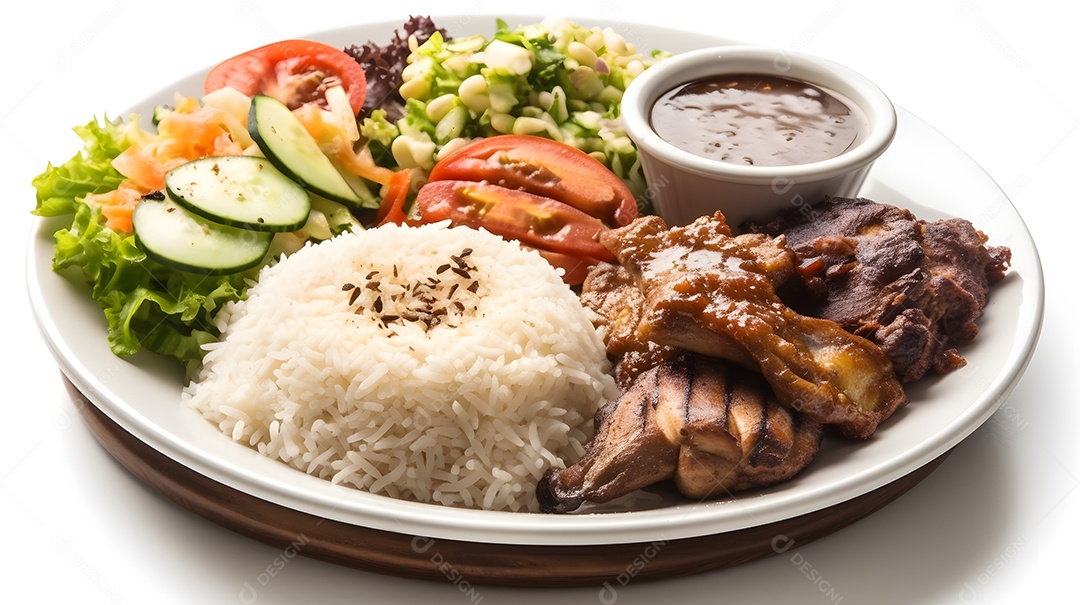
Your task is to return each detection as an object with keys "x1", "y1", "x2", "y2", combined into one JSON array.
[
  {"x1": 416, "y1": 180, "x2": 615, "y2": 263},
  {"x1": 205, "y1": 40, "x2": 366, "y2": 115},
  {"x1": 376, "y1": 169, "x2": 416, "y2": 226},
  {"x1": 427, "y1": 135, "x2": 638, "y2": 228}
]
